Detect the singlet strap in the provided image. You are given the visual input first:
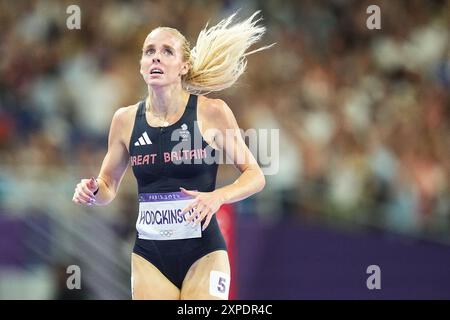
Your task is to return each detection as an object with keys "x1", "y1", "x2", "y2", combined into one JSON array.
[
  {"x1": 186, "y1": 94, "x2": 197, "y2": 110},
  {"x1": 137, "y1": 100, "x2": 146, "y2": 118}
]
